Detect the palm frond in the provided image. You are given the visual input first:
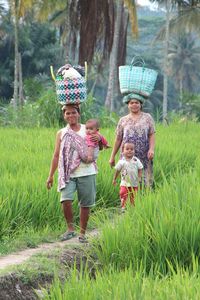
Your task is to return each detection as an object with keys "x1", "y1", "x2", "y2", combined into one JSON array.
[
  {"x1": 124, "y1": 0, "x2": 138, "y2": 38},
  {"x1": 154, "y1": 7, "x2": 200, "y2": 42}
]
